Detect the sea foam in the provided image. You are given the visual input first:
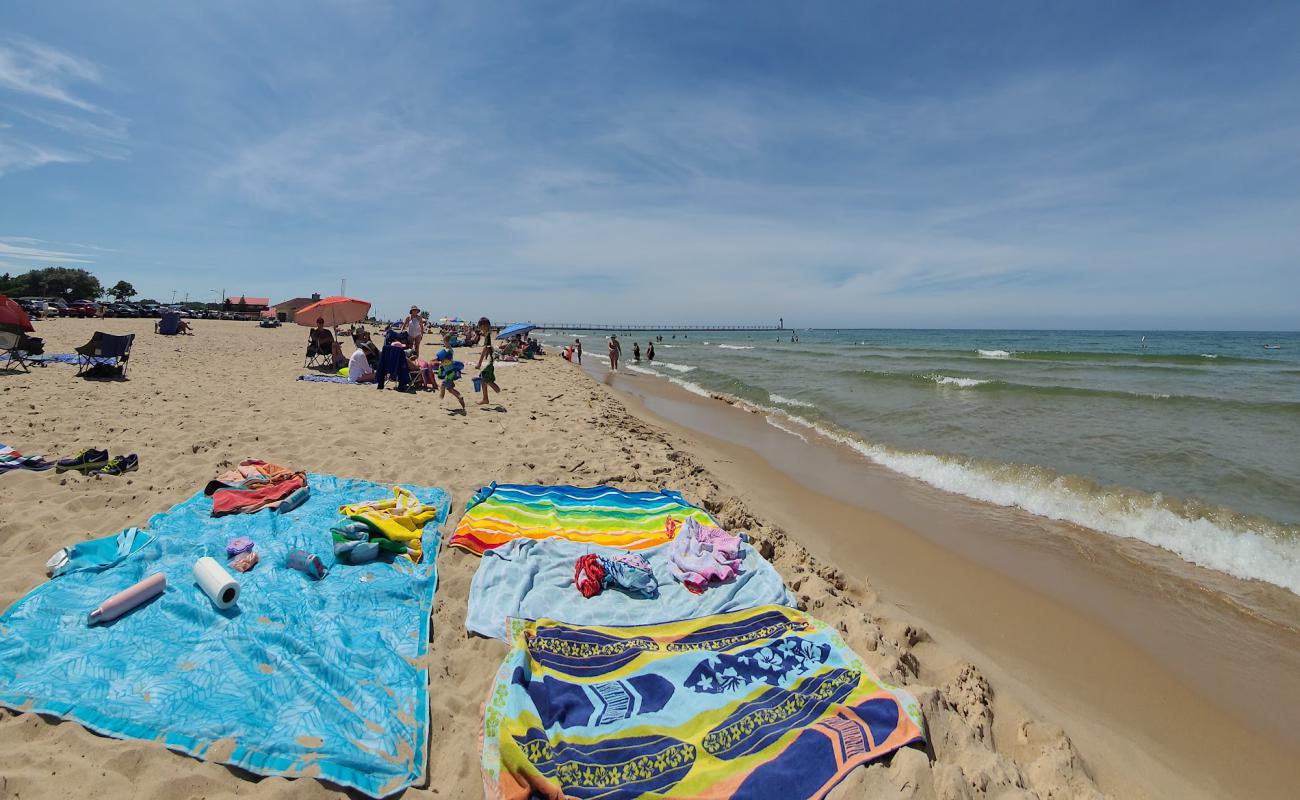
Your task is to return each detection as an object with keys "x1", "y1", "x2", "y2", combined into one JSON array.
[
  {"x1": 769, "y1": 393, "x2": 815, "y2": 408},
  {"x1": 764, "y1": 409, "x2": 1300, "y2": 596},
  {"x1": 977, "y1": 349, "x2": 1011, "y2": 359},
  {"x1": 923, "y1": 374, "x2": 991, "y2": 388},
  {"x1": 719, "y1": 344, "x2": 756, "y2": 350}
]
